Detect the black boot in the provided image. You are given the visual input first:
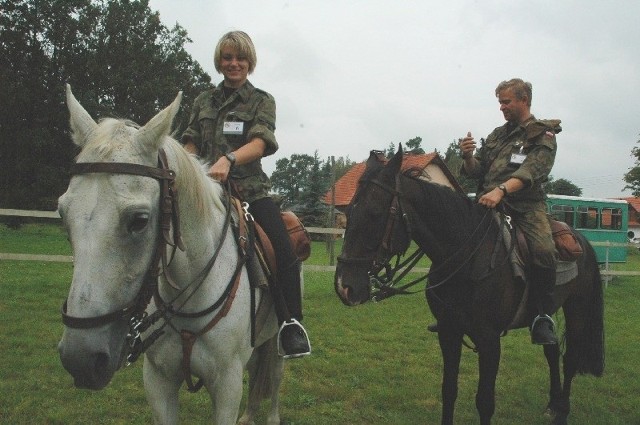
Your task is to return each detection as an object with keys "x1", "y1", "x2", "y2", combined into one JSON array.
[
  {"x1": 278, "y1": 319, "x2": 311, "y2": 359},
  {"x1": 530, "y1": 266, "x2": 558, "y2": 345},
  {"x1": 276, "y1": 261, "x2": 311, "y2": 358}
]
